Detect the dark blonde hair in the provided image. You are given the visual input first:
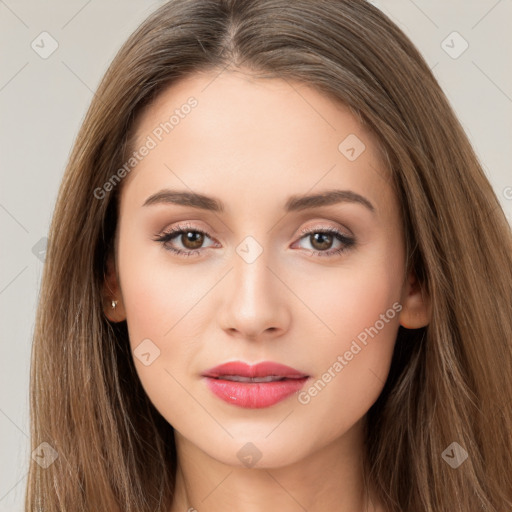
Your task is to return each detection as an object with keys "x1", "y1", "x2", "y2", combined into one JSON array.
[{"x1": 26, "y1": 1, "x2": 512, "y2": 511}]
